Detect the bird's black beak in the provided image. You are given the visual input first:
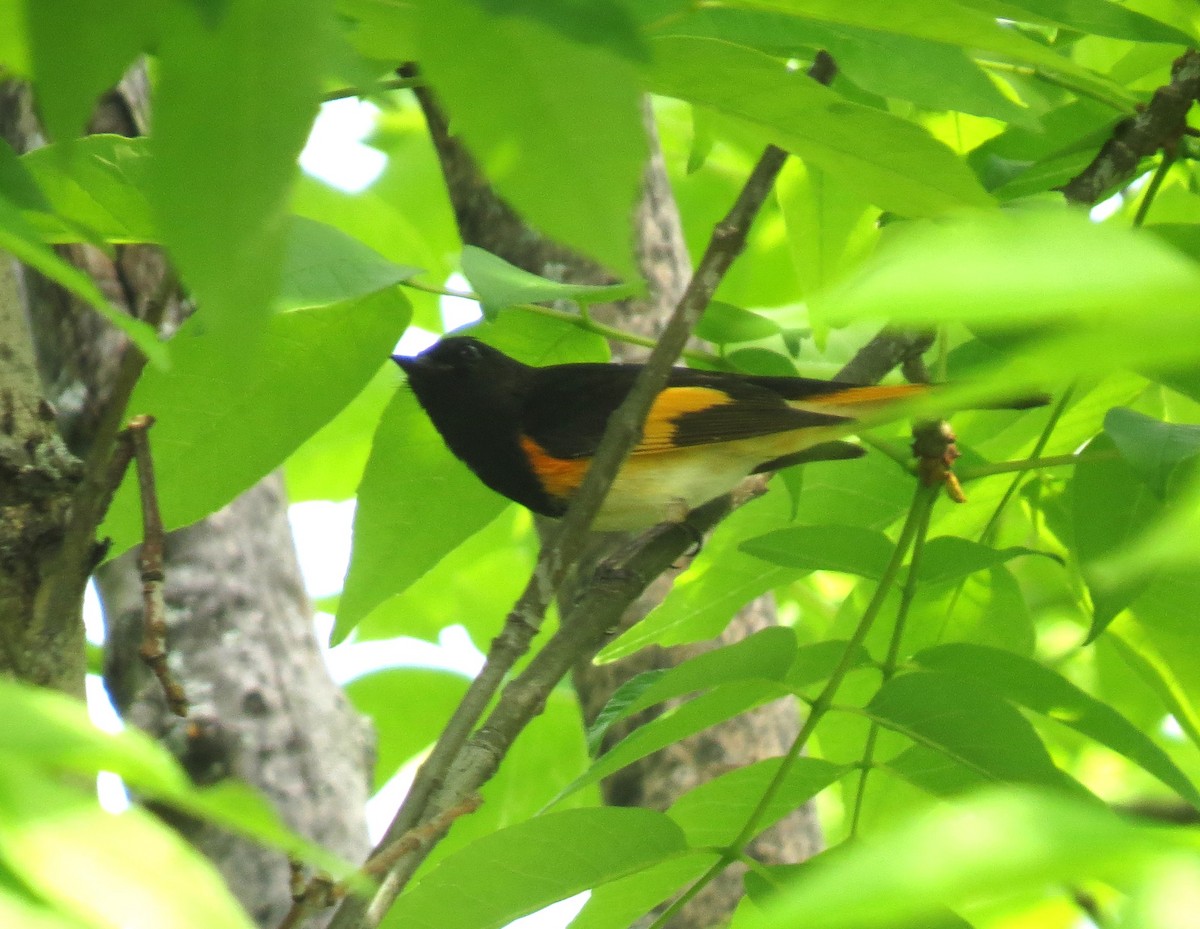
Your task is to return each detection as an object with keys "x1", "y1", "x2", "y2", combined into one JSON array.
[{"x1": 391, "y1": 353, "x2": 417, "y2": 374}]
